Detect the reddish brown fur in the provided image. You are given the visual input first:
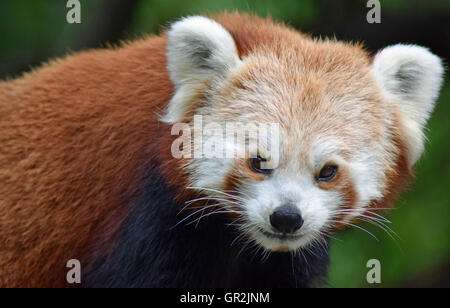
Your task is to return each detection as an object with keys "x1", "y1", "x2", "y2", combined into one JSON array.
[
  {"x1": 318, "y1": 165, "x2": 359, "y2": 212},
  {"x1": 367, "y1": 123, "x2": 412, "y2": 211},
  {"x1": 0, "y1": 36, "x2": 188, "y2": 287},
  {"x1": 0, "y1": 12, "x2": 412, "y2": 287}
]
